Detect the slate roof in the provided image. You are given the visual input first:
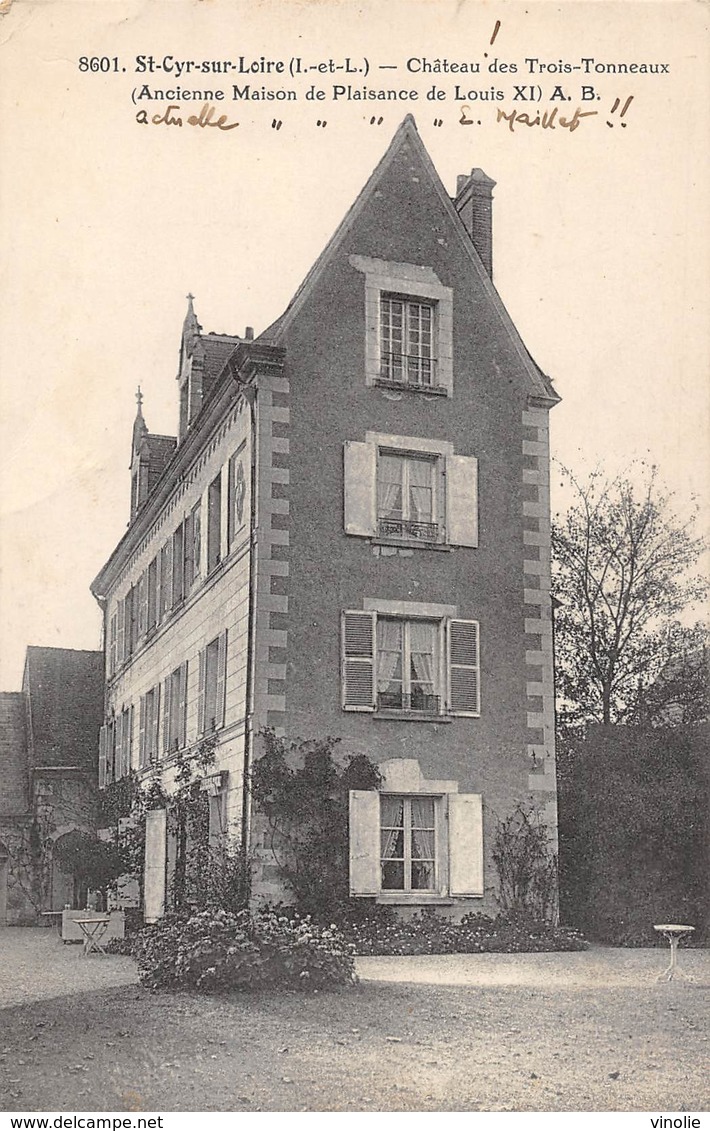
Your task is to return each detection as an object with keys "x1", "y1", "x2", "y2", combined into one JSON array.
[{"x1": 201, "y1": 333, "x2": 242, "y2": 403}]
